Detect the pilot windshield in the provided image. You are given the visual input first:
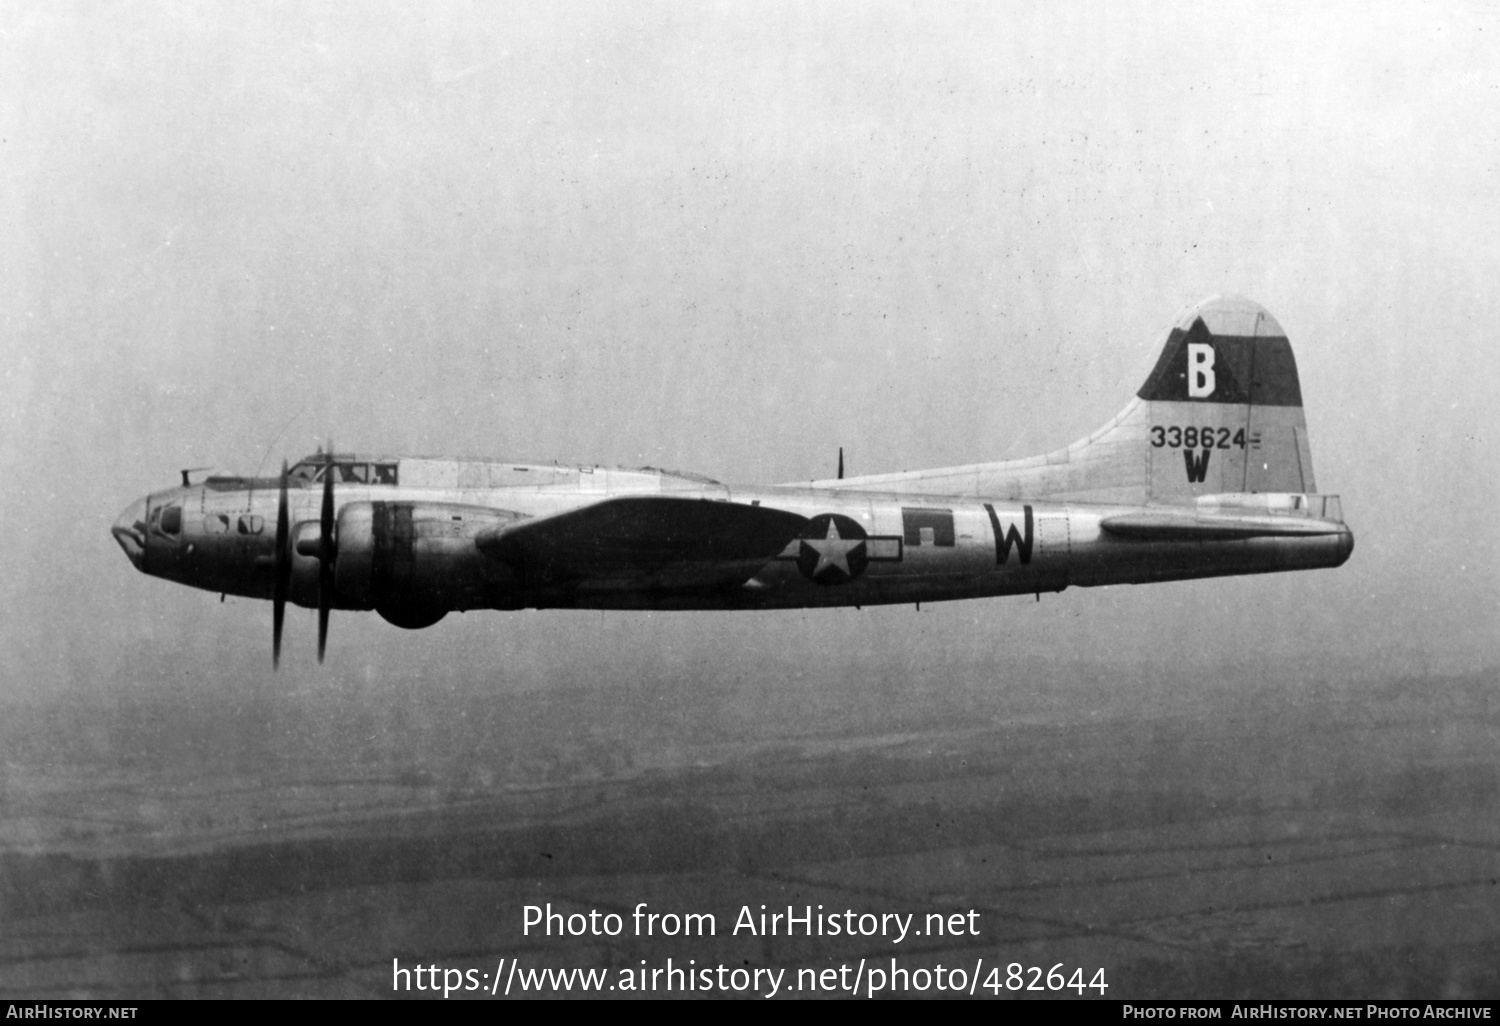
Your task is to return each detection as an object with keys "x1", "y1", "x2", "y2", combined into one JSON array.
[
  {"x1": 286, "y1": 459, "x2": 397, "y2": 485},
  {"x1": 287, "y1": 461, "x2": 320, "y2": 484}
]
